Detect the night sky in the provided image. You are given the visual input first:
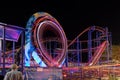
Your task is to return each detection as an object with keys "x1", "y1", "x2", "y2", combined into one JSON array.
[{"x1": 0, "y1": 1, "x2": 120, "y2": 44}]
